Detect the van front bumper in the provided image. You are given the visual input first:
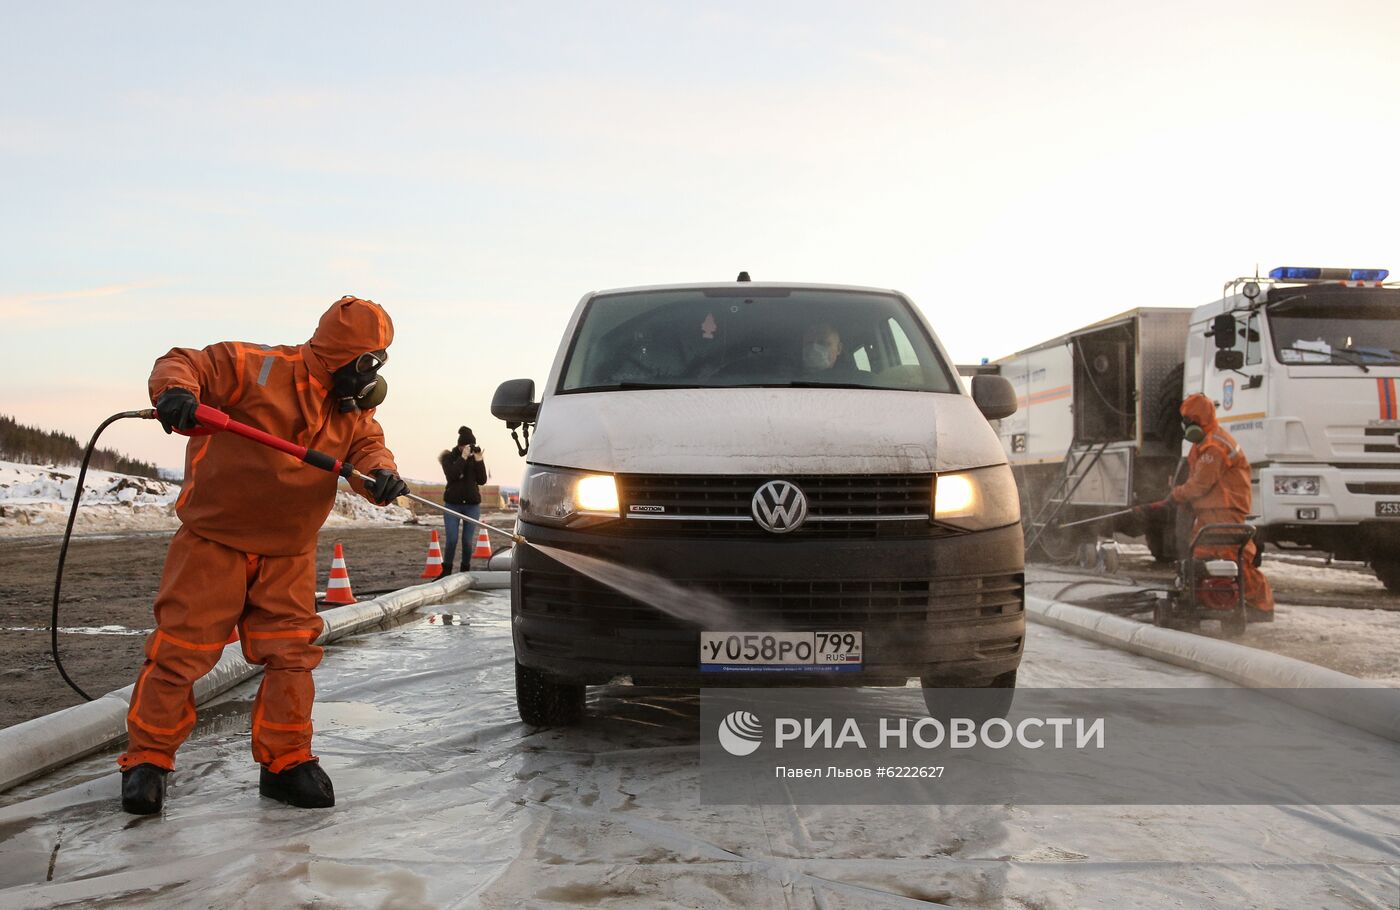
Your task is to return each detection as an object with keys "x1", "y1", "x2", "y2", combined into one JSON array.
[{"x1": 511, "y1": 522, "x2": 1025, "y2": 687}]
